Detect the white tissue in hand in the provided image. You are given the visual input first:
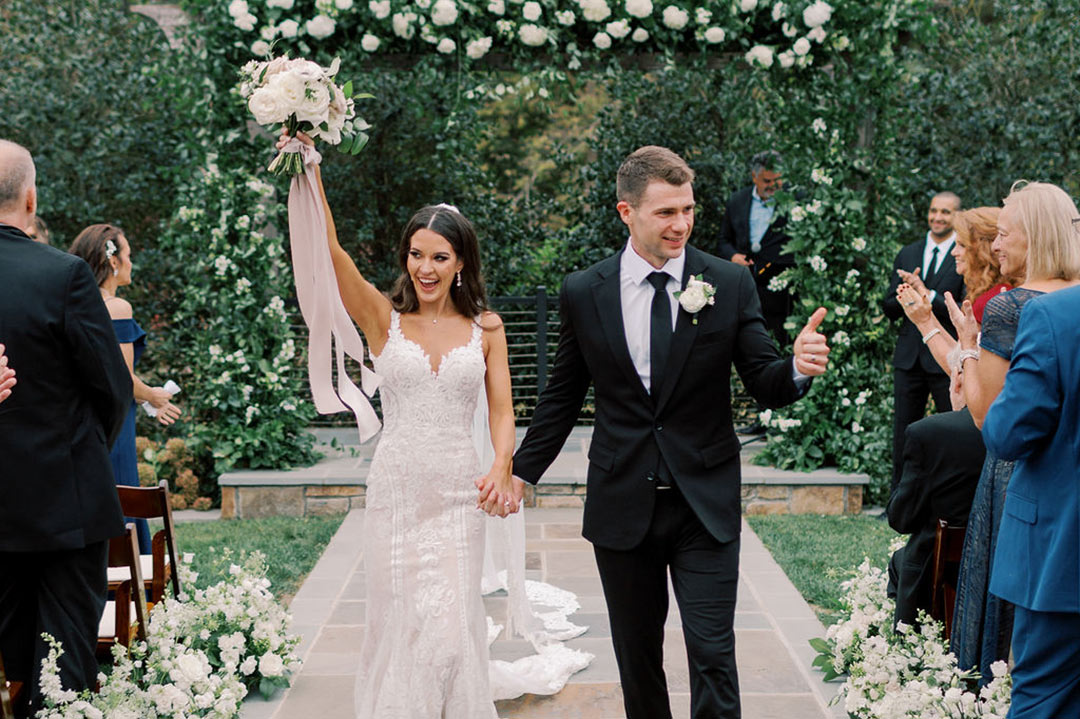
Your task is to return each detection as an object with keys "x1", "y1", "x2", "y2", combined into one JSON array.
[{"x1": 142, "y1": 380, "x2": 181, "y2": 417}]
